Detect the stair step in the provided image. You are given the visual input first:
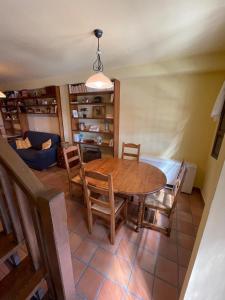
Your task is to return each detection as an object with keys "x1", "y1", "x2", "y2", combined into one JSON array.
[
  {"x1": 0, "y1": 232, "x2": 21, "y2": 264},
  {"x1": 0, "y1": 256, "x2": 45, "y2": 300}
]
